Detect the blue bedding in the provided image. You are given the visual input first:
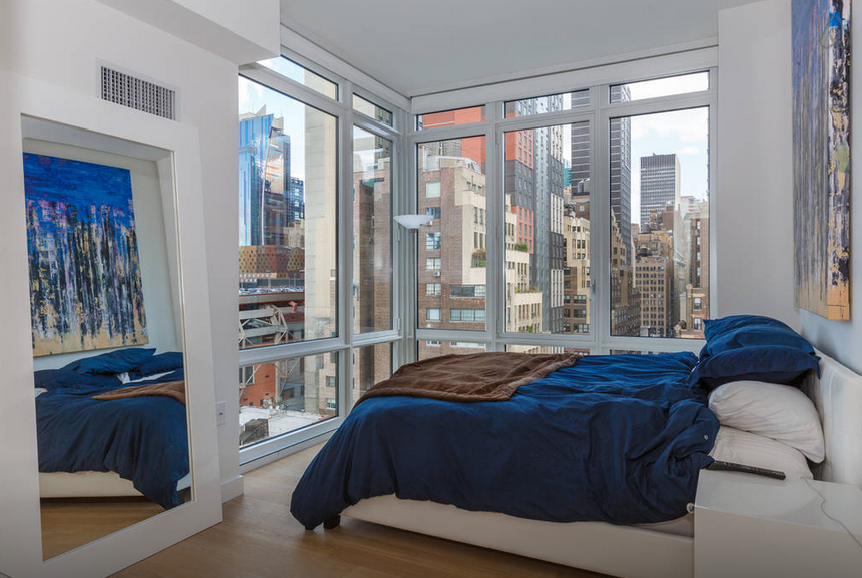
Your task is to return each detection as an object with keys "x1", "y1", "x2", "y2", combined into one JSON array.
[
  {"x1": 36, "y1": 369, "x2": 188, "y2": 509},
  {"x1": 291, "y1": 352, "x2": 719, "y2": 529}
]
